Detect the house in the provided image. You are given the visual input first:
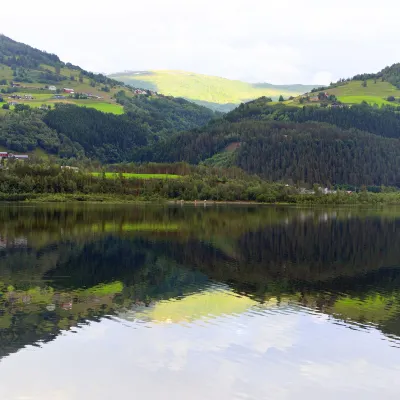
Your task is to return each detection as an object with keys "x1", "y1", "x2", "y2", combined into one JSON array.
[
  {"x1": 134, "y1": 89, "x2": 147, "y2": 95},
  {"x1": 0, "y1": 152, "x2": 28, "y2": 160},
  {"x1": 8, "y1": 101, "x2": 18, "y2": 106},
  {"x1": 48, "y1": 85, "x2": 57, "y2": 91},
  {"x1": 11, "y1": 82, "x2": 21, "y2": 87},
  {"x1": 63, "y1": 88, "x2": 75, "y2": 94}
]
